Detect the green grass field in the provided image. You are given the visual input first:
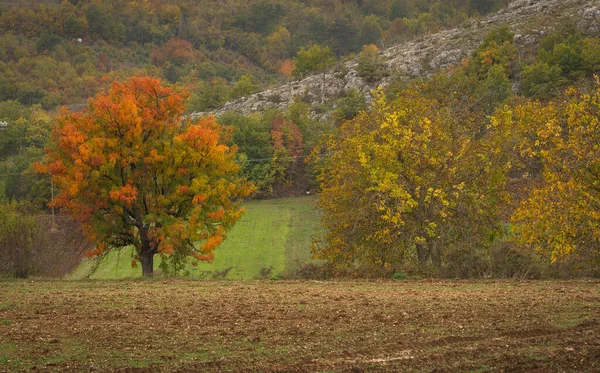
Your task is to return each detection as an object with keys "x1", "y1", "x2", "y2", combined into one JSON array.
[{"x1": 69, "y1": 196, "x2": 321, "y2": 280}]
